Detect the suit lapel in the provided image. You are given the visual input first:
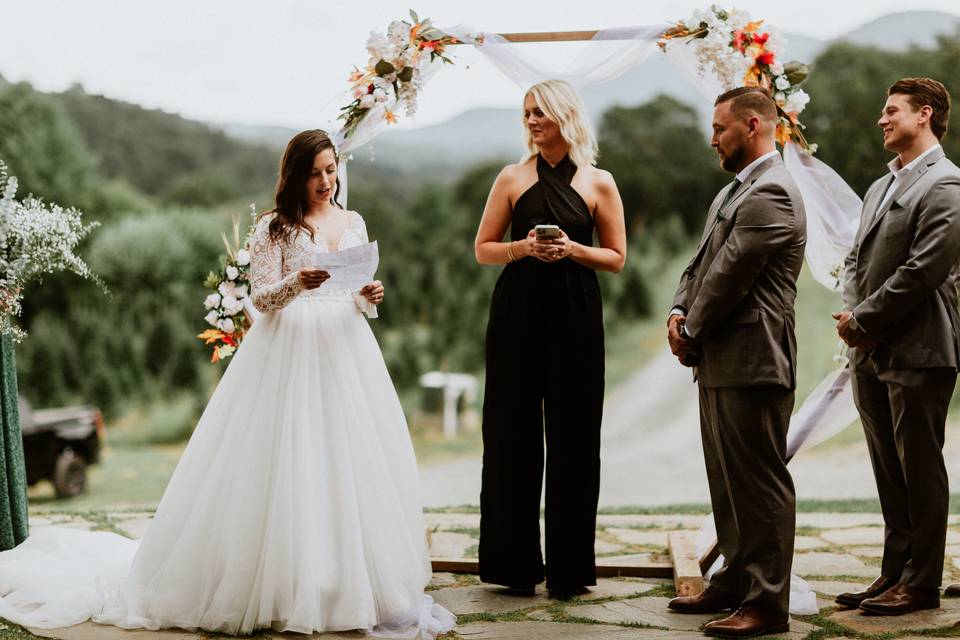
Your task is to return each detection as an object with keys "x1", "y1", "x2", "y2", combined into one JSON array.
[
  {"x1": 862, "y1": 147, "x2": 944, "y2": 241},
  {"x1": 691, "y1": 155, "x2": 781, "y2": 262}
]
